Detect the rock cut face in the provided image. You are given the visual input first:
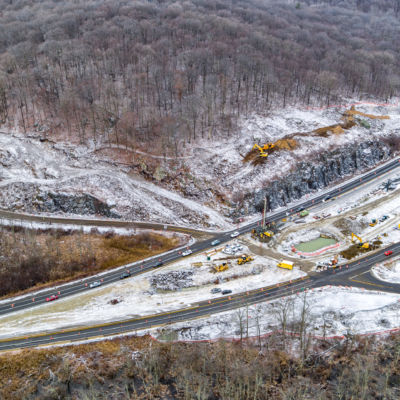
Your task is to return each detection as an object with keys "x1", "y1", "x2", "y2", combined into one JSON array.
[{"x1": 251, "y1": 140, "x2": 390, "y2": 212}]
